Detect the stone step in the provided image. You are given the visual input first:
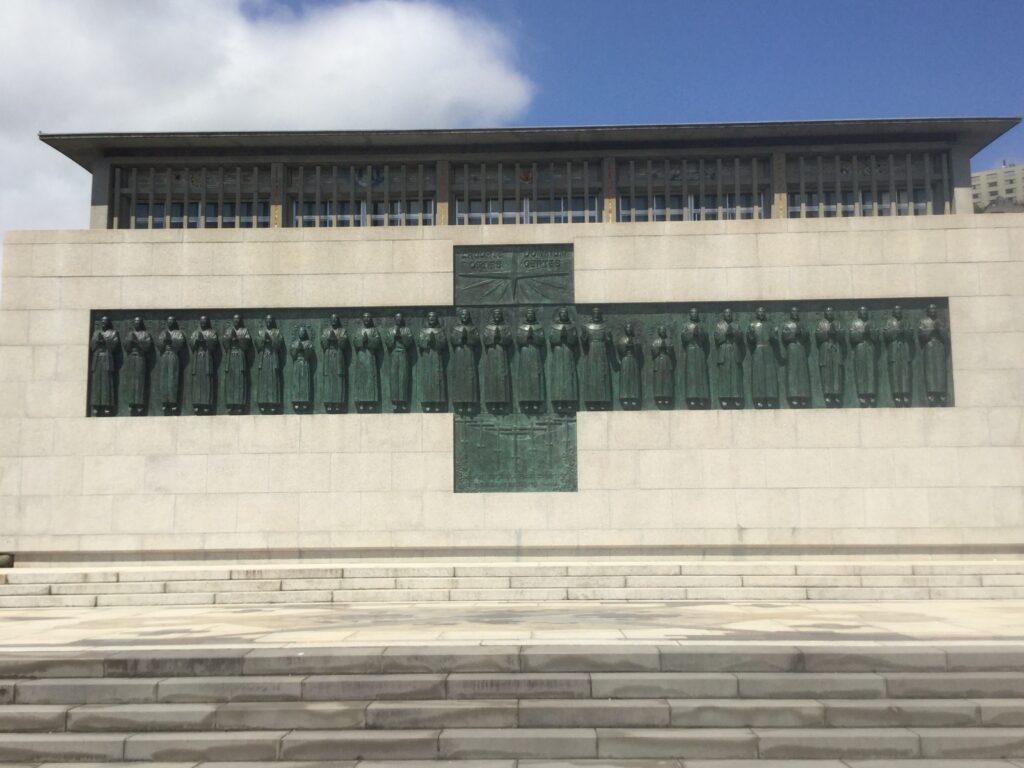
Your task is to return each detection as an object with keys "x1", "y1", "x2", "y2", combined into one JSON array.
[
  {"x1": 5, "y1": 558, "x2": 1024, "y2": 609},
  {"x1": 4, "y1": 643, "x2": 1024, "y2": 679},
  {"x1": 10, "y1": 672, "x2": 1024, "y2": 704},
  {"x1": 6, "y1": 728, "x2": 1024, "y2": 761}
]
